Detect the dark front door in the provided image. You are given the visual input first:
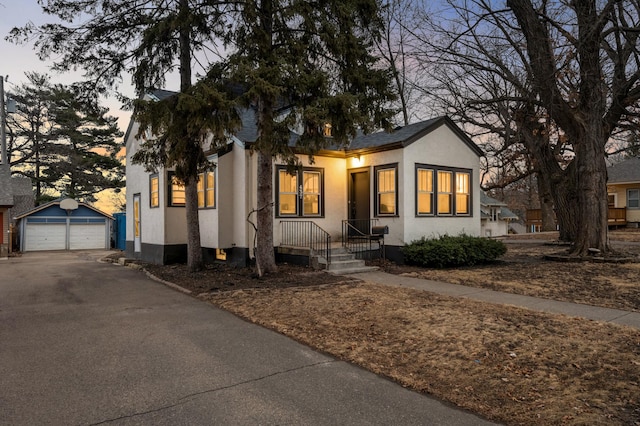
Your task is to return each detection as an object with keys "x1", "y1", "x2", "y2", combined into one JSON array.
[{"x1": 349, "y1": 169, "x2": 370, "y2": 235}]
